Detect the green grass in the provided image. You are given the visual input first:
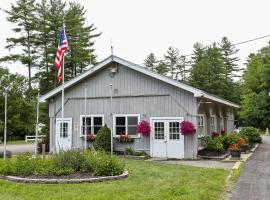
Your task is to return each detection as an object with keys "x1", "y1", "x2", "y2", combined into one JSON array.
[
  {"x1": 0, "y1": 159, "x2": 228, "y2": 200},
  {"x1": 0, "y1": 140, "x2": 35, "y2": 145}
]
